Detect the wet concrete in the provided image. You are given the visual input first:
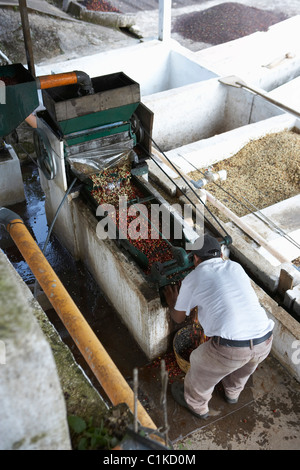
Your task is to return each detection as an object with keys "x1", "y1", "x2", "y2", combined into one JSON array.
[
  {"x1": 1, "y1": 159, "x2": 300, "y2": 449},
  {"x1": 1, "y1": 0, "x2": 300, "y2": 449},
  {"x1": 172, "y1": 354, "x2": 300, "y2": 450}
]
